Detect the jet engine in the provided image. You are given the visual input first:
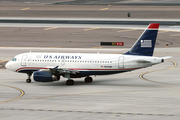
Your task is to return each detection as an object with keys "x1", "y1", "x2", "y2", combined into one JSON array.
[{"x1": 33, "y1": 71, "x2": 59, "y2": 82}]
